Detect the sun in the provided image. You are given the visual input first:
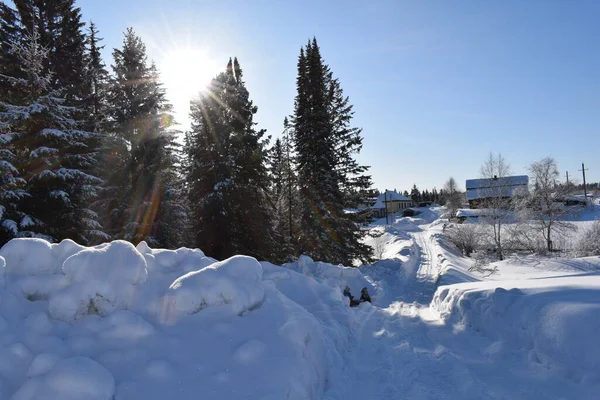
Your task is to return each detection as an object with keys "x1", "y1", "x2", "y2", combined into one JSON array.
[{"x1": 159, "y1": 47, "x2": 222, "y2": 125}]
